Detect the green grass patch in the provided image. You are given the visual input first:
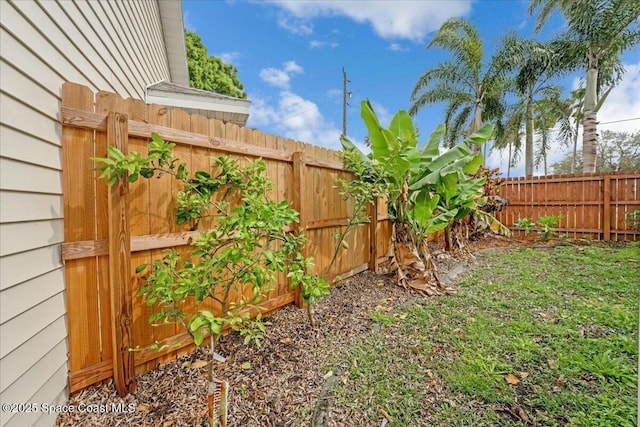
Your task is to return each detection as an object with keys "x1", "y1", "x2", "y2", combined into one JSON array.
[{"x1": 330, "y1": 245, "x2": 639, "y2": 426}]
